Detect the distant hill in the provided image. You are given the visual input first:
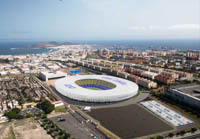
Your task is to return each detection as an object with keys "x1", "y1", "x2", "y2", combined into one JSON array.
[
  {"x1": 31, "y1": 41, "x2": 74, "y2": 48},
  {"x1": 62, "y1": 42, "x2": 74, "y2": 45}
]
